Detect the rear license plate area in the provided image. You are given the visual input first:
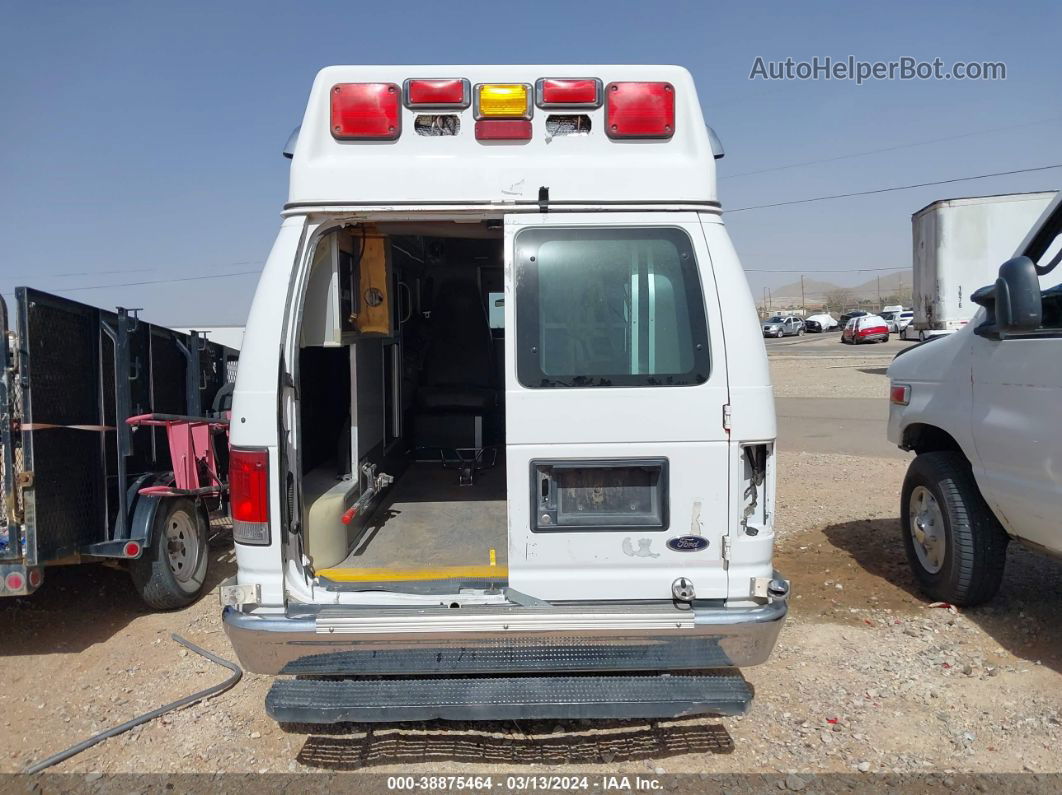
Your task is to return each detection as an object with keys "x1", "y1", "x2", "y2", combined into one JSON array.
[{"x1": 531, "y1": 459, "x2": 668, "y2": 532}]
